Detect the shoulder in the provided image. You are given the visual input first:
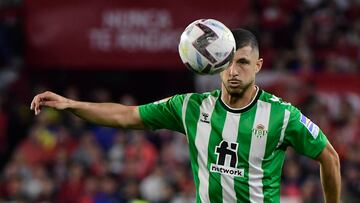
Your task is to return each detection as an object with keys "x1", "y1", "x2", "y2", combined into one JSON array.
[
  {"x1": 259, "y1": 90, "x2": 302, "y2": 117},
  {"x1": 187, "y1": 90, "x2": 220, "y2": 102},
  {"x1": 151, "y1": 90, "x2": 220, "y2": 107}
]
